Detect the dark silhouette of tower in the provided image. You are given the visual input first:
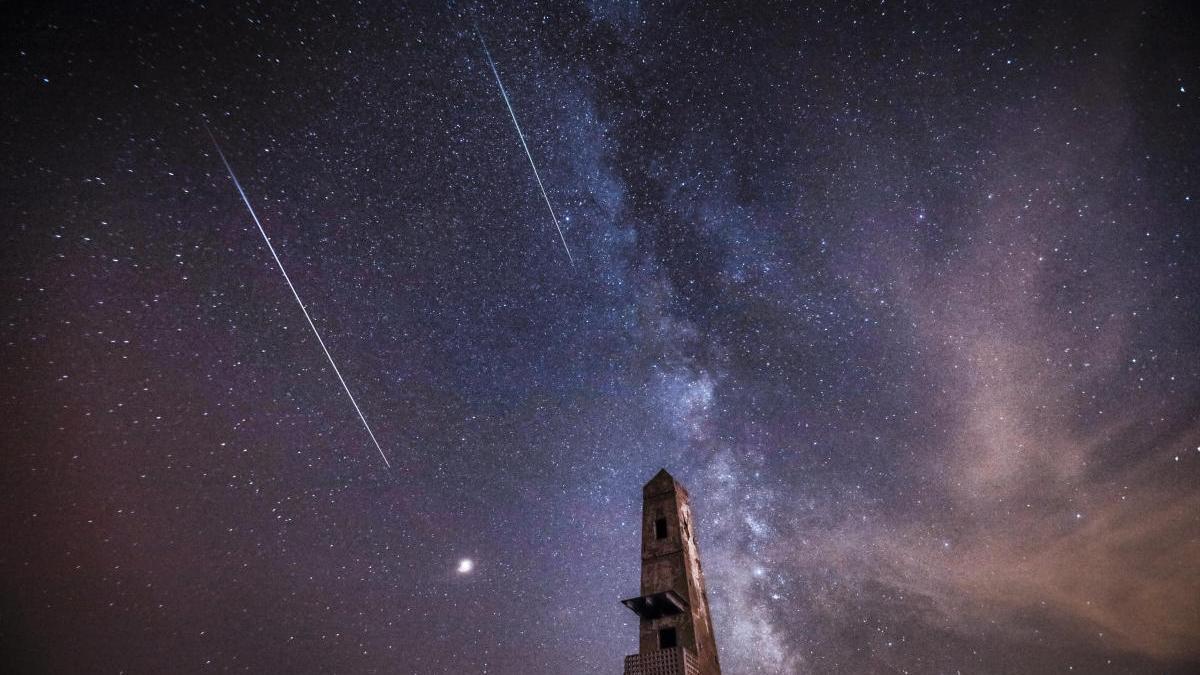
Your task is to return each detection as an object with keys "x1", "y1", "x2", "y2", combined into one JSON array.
[{"x1": 621, "y1": 469, "x2": 721, "y2": 675}]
